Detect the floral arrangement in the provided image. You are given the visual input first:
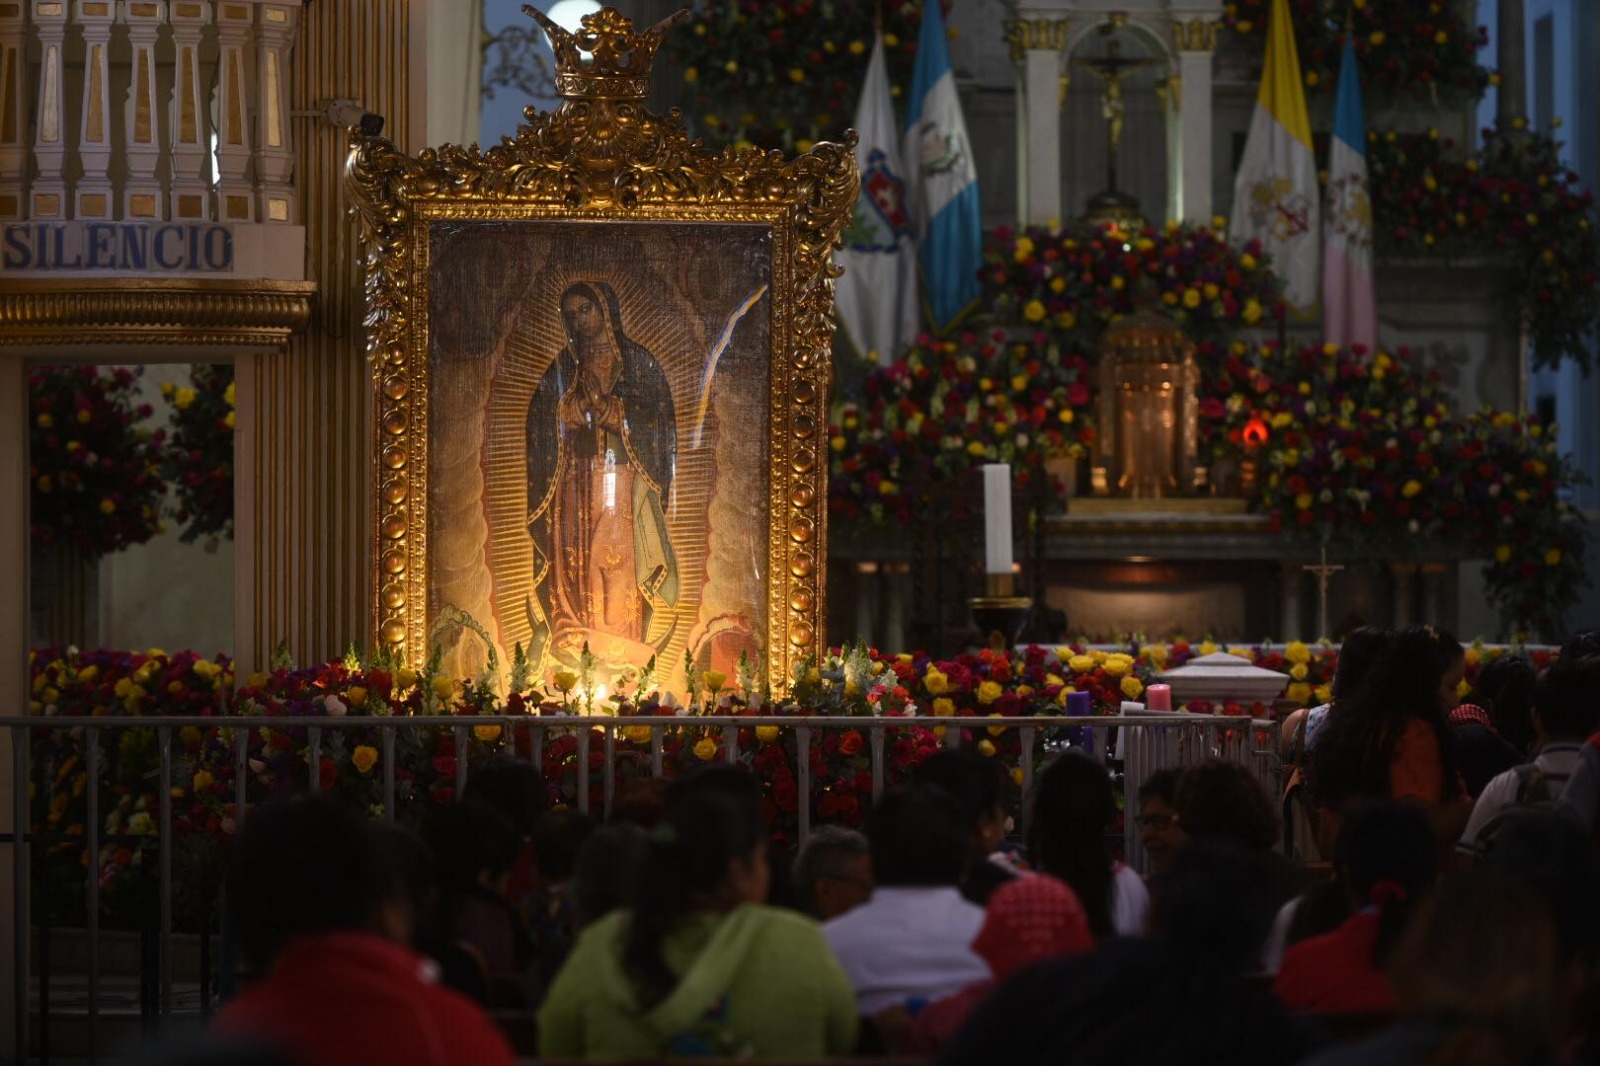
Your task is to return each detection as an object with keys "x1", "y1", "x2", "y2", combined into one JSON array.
[
  {"x1": 1221, "y1": 0, "x2": 1491, "y2": 102},
  {"x1": 829, "y1": 328, "x2": 1094, "y2": 523},
  {"x1": 160, "y1": 365, "x2": 236, "y2": 545},
  {"x1": 1368, "y1": 126, "x2": 1600, "y2": 371},
  {"x1": 23, "y1": 637, "x2": 1543, "y2": 919},
  {"x1": 29, "y1": 366, "x2": 168, "y2": 559},
  {"x1": 664, "y1": 0, "x2": 925, "y2": 152},
  {"x1": 984, "y1": 222, "x2": 1285, "y2": 348},
  {"x1": 1197, "y1": 340, "x2": 1587, "y2": 635}
]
